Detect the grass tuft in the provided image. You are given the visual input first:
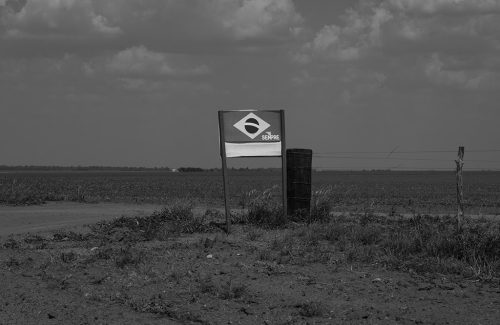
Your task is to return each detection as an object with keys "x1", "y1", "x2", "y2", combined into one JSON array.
[
  {"x1": 245, "y1": 187, "x2": 286, "y2": 228},
  {"x1": 309, "y1": 186, "x2": 334, "y2": 222},
  {"x1": 90, "y1": 200, "x2": 213, "y2": 243},
  {"x1": 296, "y1": 301, "x2": 325, "y2": 317},
  {"x1": 115, "y1": 245, "x2": 143, "y2": 268}
]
